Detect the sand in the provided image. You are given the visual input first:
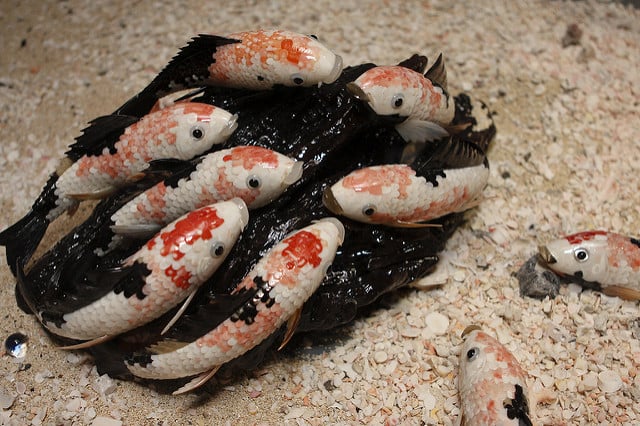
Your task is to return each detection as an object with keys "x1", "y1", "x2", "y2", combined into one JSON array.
[{"x1": 1, "y1": 0, "x2": 639, "y2": 424}]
